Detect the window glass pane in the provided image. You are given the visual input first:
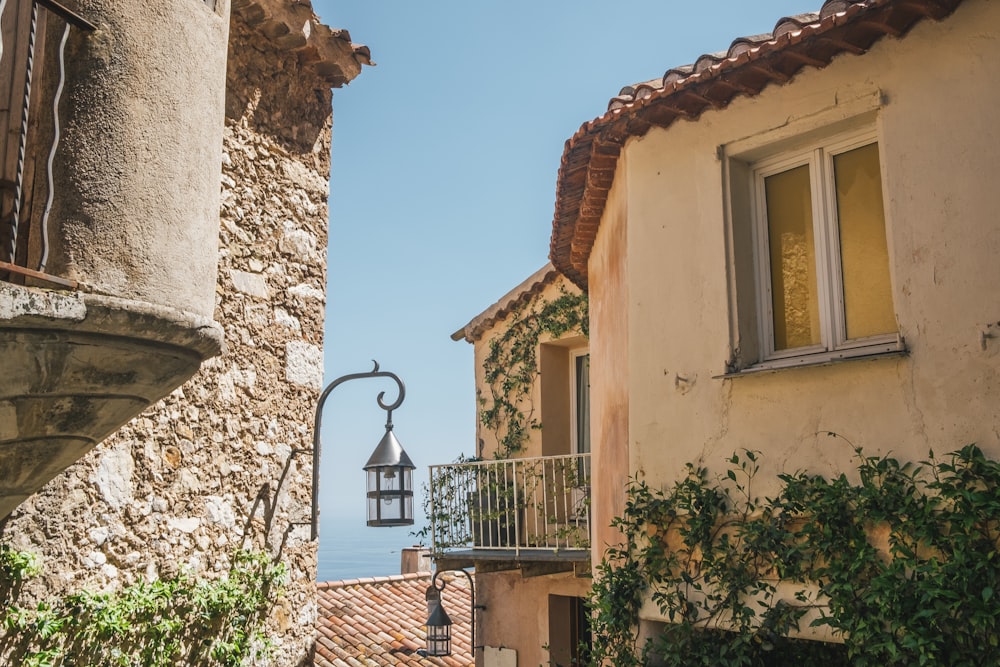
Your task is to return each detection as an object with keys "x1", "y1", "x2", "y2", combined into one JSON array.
[
  {"x1": 765, "y1": 165, "x2": 820, "y2": 350},
  {"x1": 834, "y1": 143, "x2": 895, "y2": 339}
]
